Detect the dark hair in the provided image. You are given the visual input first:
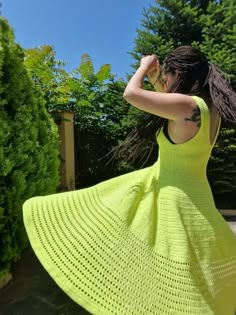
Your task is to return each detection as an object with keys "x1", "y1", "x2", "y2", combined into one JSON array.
[
  {"x1": 163, "y1": 46, "x2": 236, "y2": 122},
  {"x1": 112, "y1": 45, "x2": 236, "y2": 163}
]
